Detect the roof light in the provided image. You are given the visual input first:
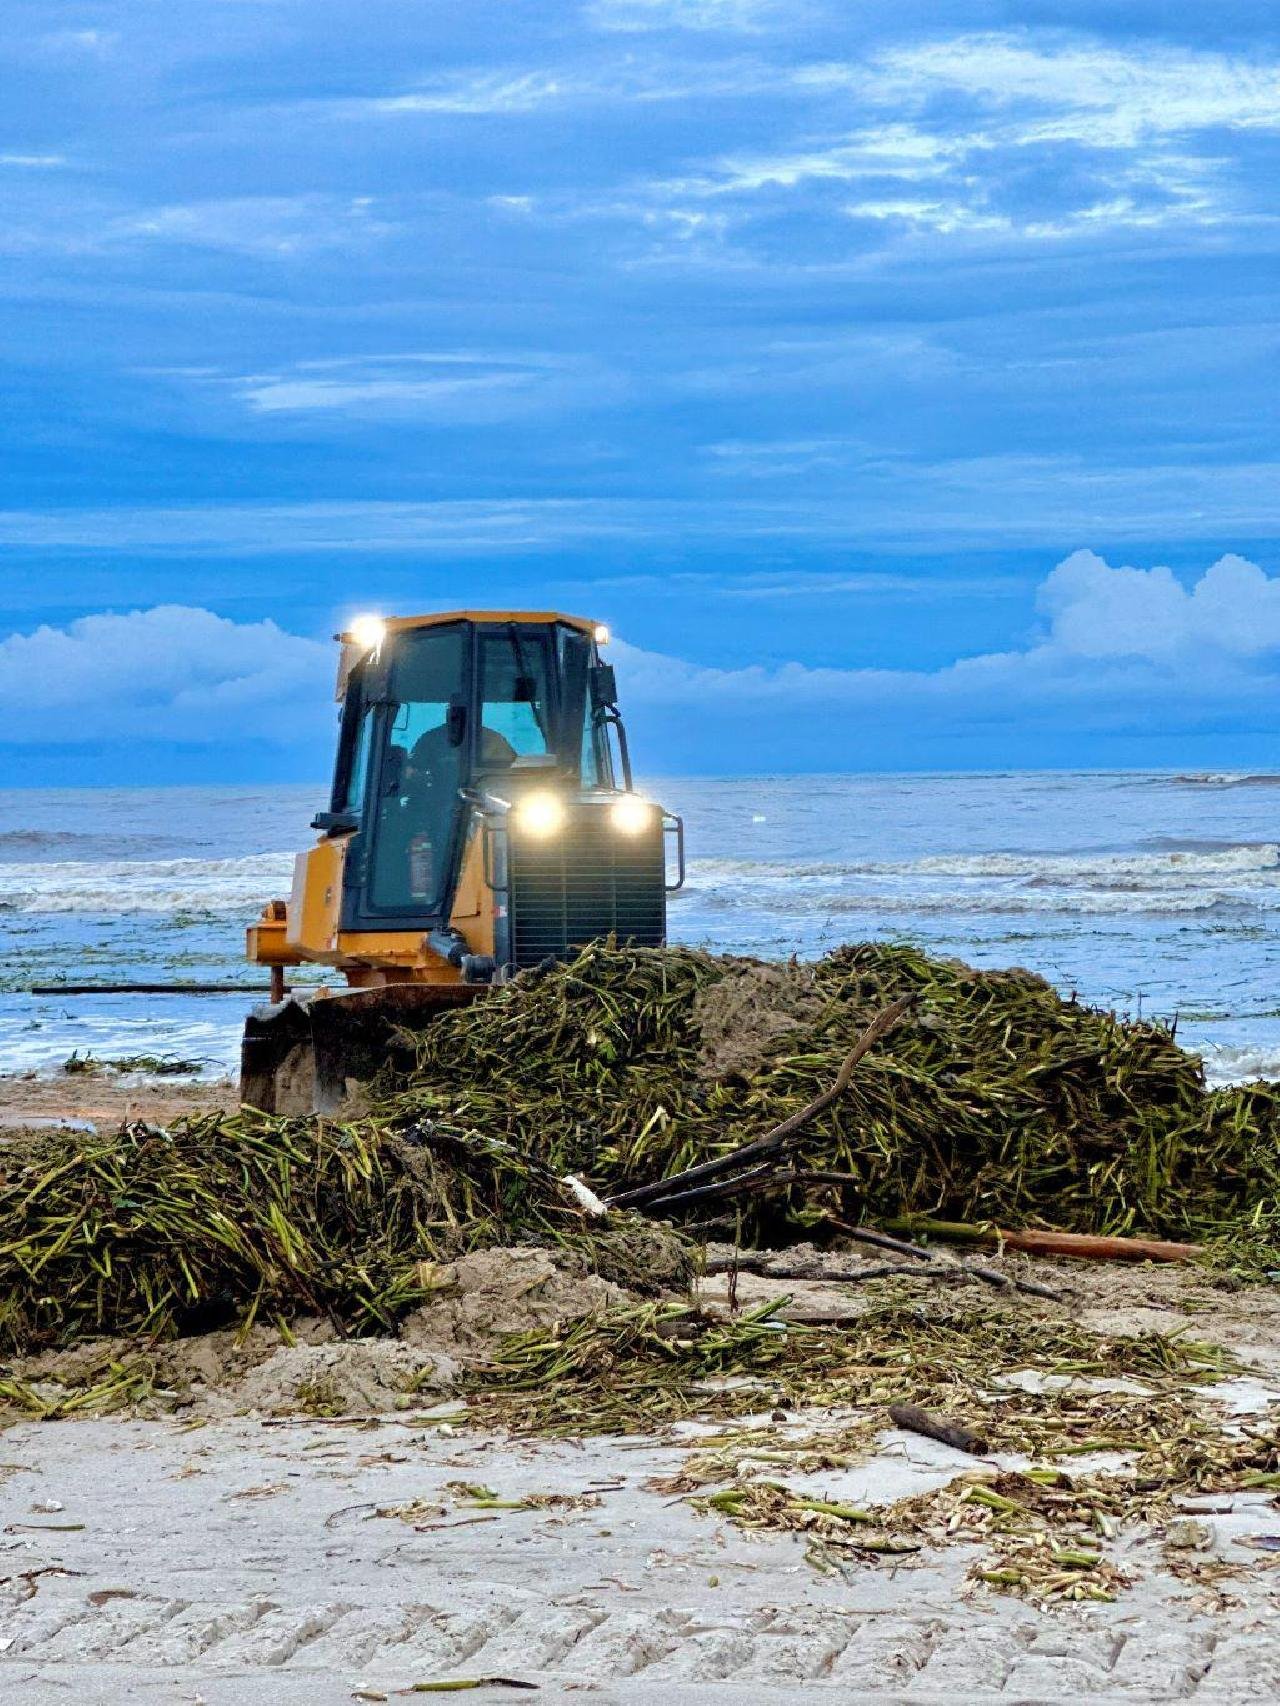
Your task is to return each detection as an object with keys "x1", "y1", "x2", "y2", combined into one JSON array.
[
  {"x1": 593, "y1": 623, "x2": 611, "y2": 646},
  {"x1": 349, "y1": 613, "x2": 386, "y2": 652}
]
